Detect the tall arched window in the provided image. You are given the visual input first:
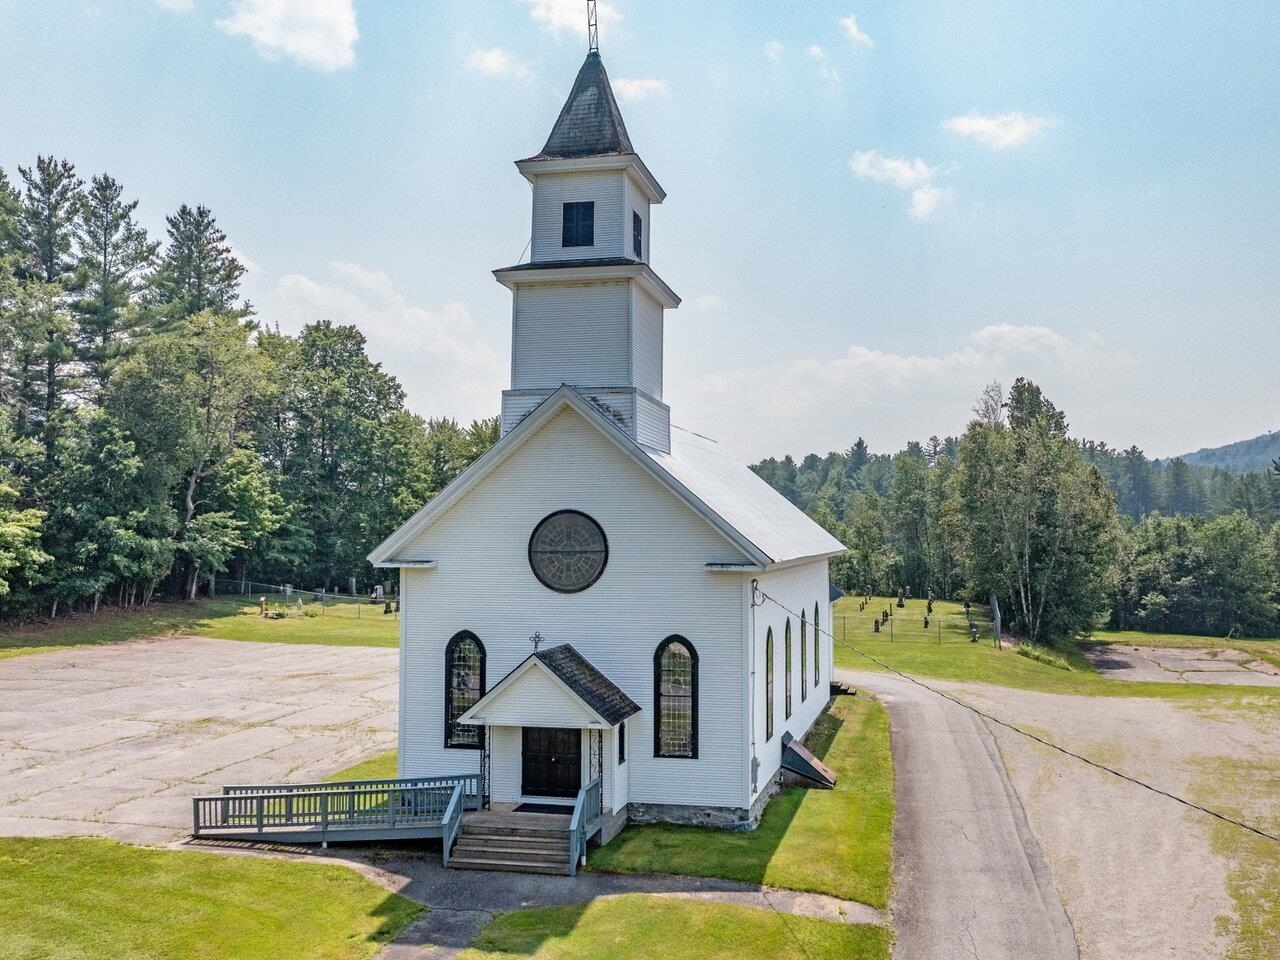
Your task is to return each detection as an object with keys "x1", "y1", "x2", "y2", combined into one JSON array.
[
  {"x1": 765, "y1": 628, "x2": 774, "y2": 742},
  {"x1": 800, "y1": 612, "x2": 809, "y2": 702},
  {"x1": 814, "y1": 603, "x2": 821, "y2": 687},
  {"x1": 784, "y1": 619, "x2": 793, "y2": 720},
  {"x1": 444, "y1": 631, "x2": 485, "y2": 749},
  {"x1": 654, "y1": 636, "x2": 698, "y2": 758}
]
